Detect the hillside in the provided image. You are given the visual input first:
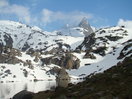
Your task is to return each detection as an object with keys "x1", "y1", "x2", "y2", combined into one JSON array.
[{"x1": 32, "y1": 56, "x2": 132, "y2": 99}]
